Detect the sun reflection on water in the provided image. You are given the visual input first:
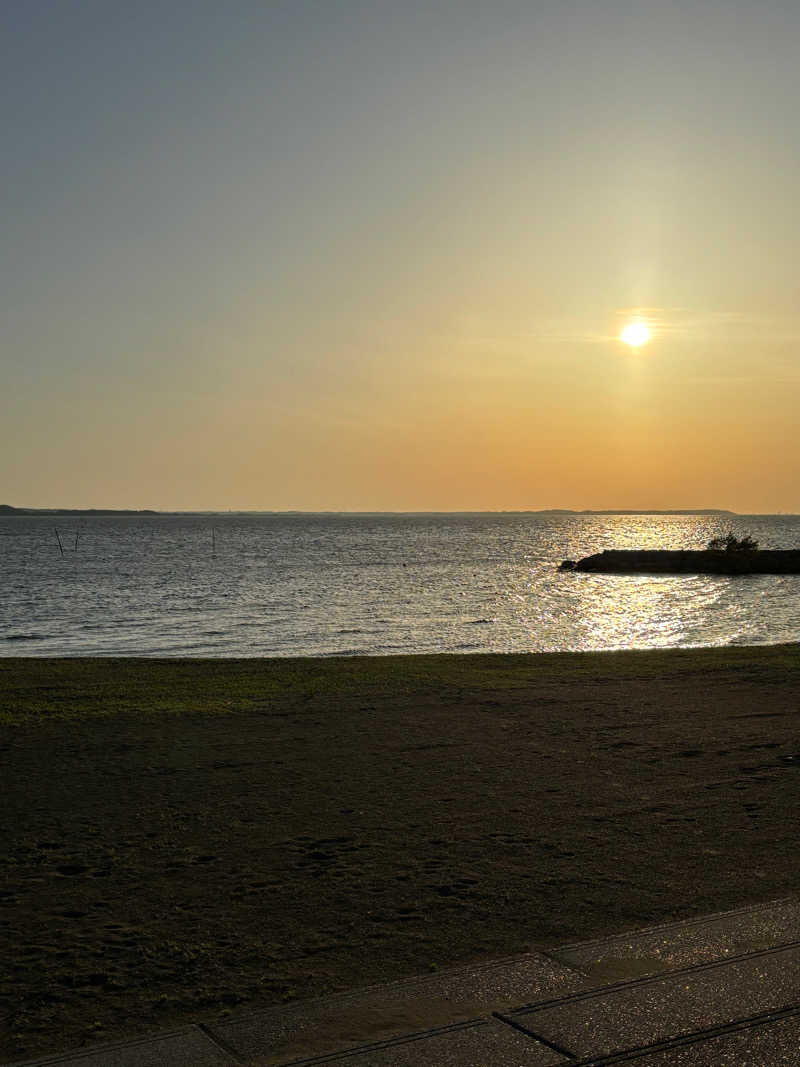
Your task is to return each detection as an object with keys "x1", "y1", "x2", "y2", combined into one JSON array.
[{"x1": 2, "y1": 512, "x2": 800, "y2": 656}]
